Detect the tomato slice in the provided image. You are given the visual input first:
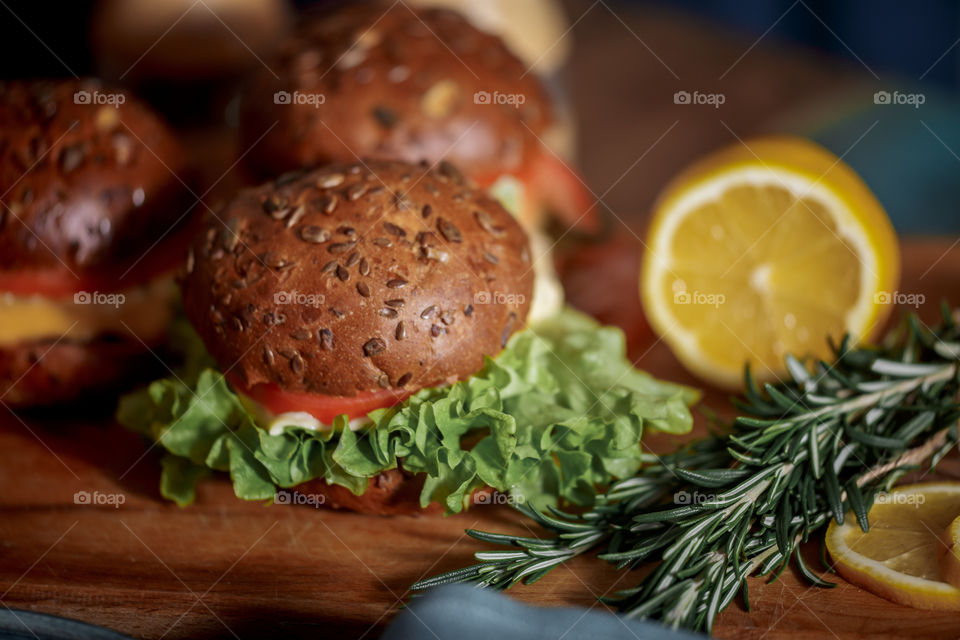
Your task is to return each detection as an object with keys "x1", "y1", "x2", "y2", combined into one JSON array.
[
  {"x1": 471, "y1": 151, "x2": 598, "y2": 233},
  {"x1": 226, "y1": 373, "x2": 415, "y2": 424},
  {"x1": 528, "y1": 151, "x2": 598, "y2": 232},
  {"x1": 0, "y1": 269, "x2": 94, "y2": 298}
]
